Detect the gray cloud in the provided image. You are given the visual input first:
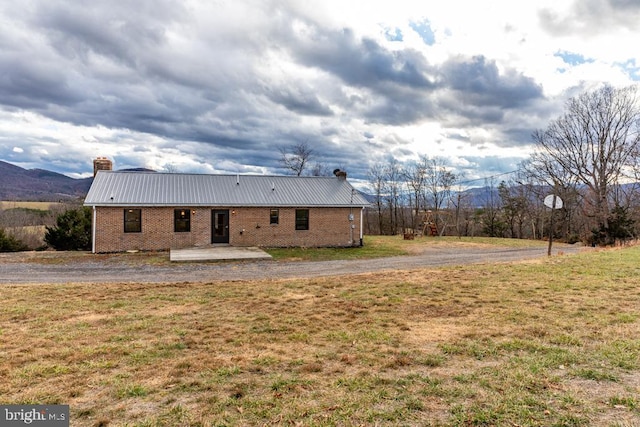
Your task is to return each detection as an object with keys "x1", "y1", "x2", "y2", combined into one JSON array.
[
  {"x1": 284, "y1": 25, "x2": 439, "y2": 125},
  {"x1": 441, "y1": 55, "x2": 543, "y2": 111},
  {"x1": 0, "y1": 59, "x2": 84, "y2": 110},
  {"x1": 290, "y1": 28, "x2": 434, "y2": 90},
  {"x1": 265, "y1": 86, "x2": 334, "y2": 116},
  {"x1": 539, "y1": 0, "x2": 640, "y2": 36}
]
